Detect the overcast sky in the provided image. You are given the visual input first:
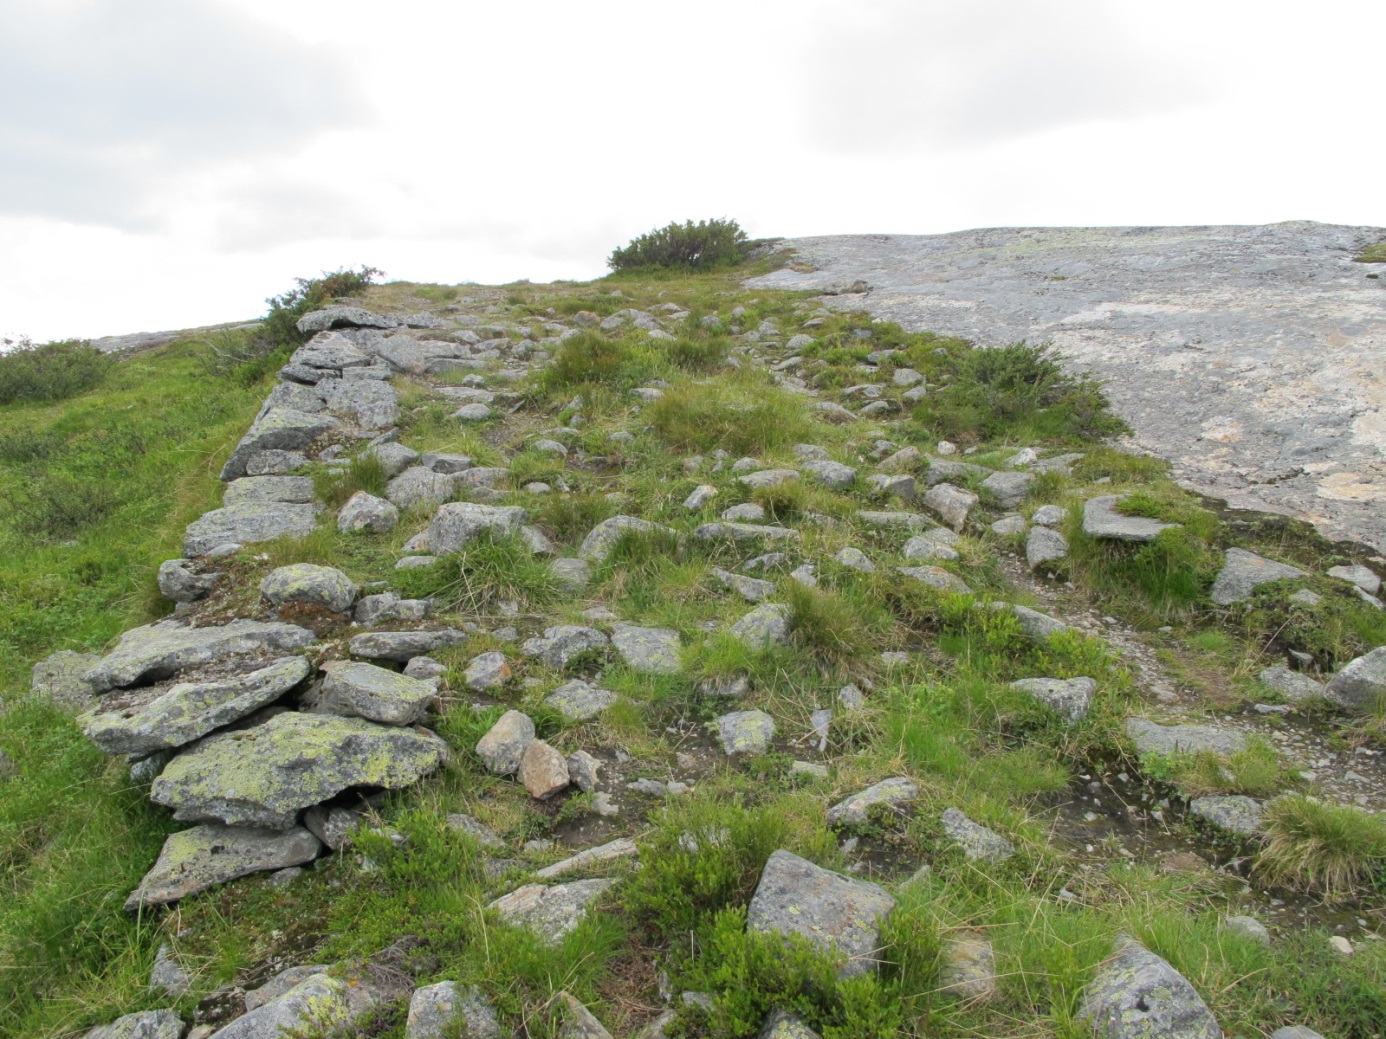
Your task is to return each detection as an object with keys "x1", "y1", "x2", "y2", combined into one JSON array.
[{"x1": 2, "y1": 0, "x2": 1382, "y2": 342}]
